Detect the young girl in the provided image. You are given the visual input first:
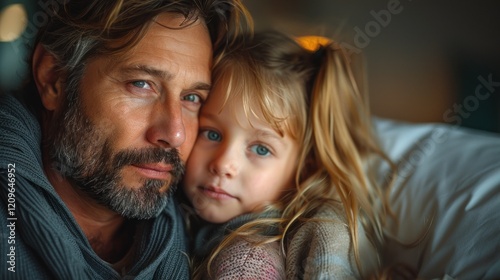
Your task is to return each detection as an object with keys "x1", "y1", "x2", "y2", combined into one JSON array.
[{"x1": 182, "y1": 31, "x2": 394, "y2": 279}]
